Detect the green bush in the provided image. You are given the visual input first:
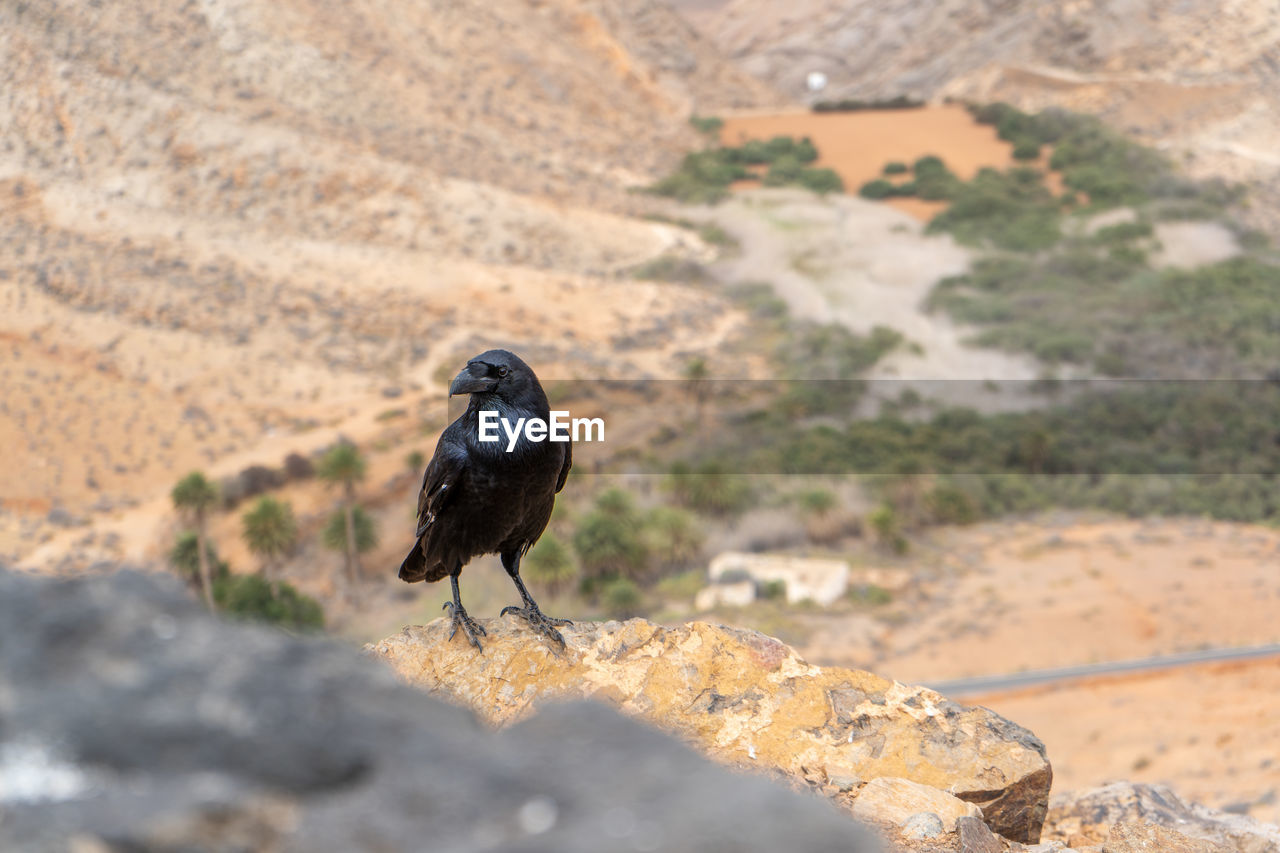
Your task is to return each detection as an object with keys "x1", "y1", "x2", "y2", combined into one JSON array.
[
  {"x1": 797, "y1": 487, "x2": 837, "y2": 517},
  {"x1": 926, "y1": 166, "x2": 1061, "y2": 250},
  {"x1": 213, "y1": 574, "x2": 324, "y2": 631},
  {"x1": 797, "y1": 167, "x2": 843, "y2": 194},
  {"x1": 524, "y1": 533, "x2": 578, "y2": 595},
  {"x1": 1011, "y1": 139, "x2": 1041, "y2": 160},
  {"x1": 572, "y1": 490, "x2": 649, "y2": 582},
  {"x1": 762, "y1": 153, "x2": 805, "y2": 186},
  {"x1": 926, "y1": 483, "x2": 979, "y2": 524},
  {"x1": 643, "y1": 506, "x2": 704, "y2": 569},
  {"x1": 600, "y1": 577, "x2": 644, "y2": 619},
  {"x1": 814, "y1": 96, "x2": 923, "y2": 113},
  {"x1": 850, "y1": 584, "x2": 893, "y2": 606},
  {"x1": 665, "y1": 461, "x2": 753, "y2": 516},
  {"x1": 911, "y1": 156, "x2": 960, "y2": 201},
  {"x1": 650, "y1": 135, "x2": 835, "y2": 202},
  {"x1": 883, "y1": 161, "x2": 909, "y2": 175},
  {"x1": 868, "y1": 504, "x2": 908, "y2": 554},
  {"x1": 859, "y1": 179, "x2": 896, "y2": 200},
  {"x1": 759, "y1": 579, "x2": 787, "y2": 601},
  {"x1": 689, "y1": 115, "x2": 724, "y2": 136}
]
